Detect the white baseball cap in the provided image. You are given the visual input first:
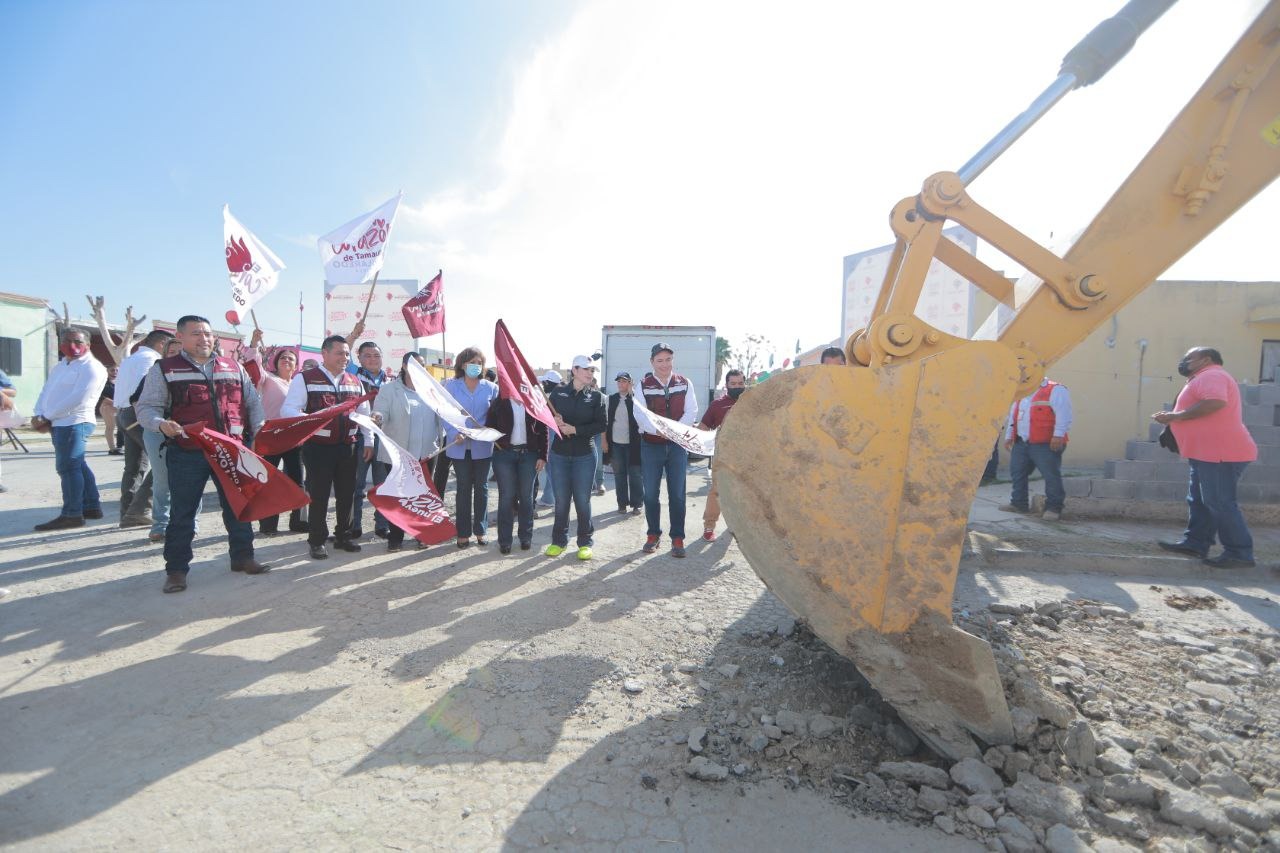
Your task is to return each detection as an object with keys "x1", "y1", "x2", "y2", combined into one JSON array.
[
  {"x1": 571, "y1": 355, "x2": 597, "y2": 370},
  {"x1": 541, "y1": 370, "x2": 563, "y2": 383}
]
